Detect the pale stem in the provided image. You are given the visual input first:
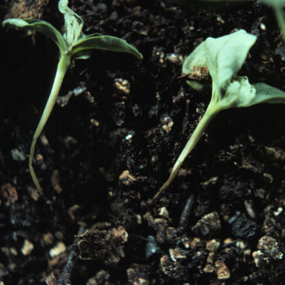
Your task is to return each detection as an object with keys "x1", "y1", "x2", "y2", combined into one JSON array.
[
  {"x1": 153, "y1": 103, "x2": 220, "y2": 199},
  {"x1": 29, "y1": 54, "x2": 71, "y2": 196},
  {"x1": 273, "y1": 5, "x2": 285, "y2": 43}
]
